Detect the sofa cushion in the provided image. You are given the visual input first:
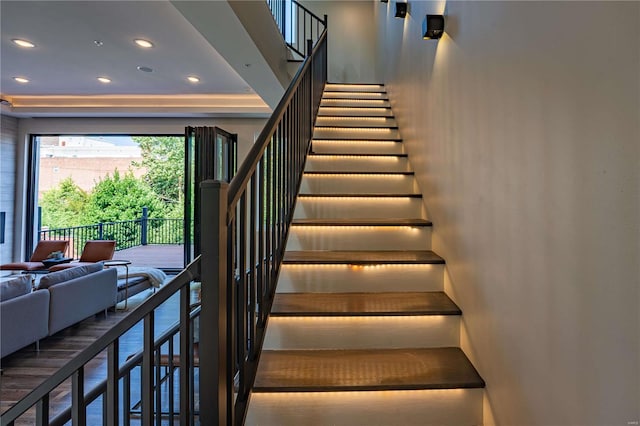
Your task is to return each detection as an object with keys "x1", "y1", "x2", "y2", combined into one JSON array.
[
  {"x1": 117, "y1": 275, "x2": 147, "y2": 290},
  {"x1": 0, "y1": 274, "x2": 32, "y2": 301},
  {"x1": 38, "y1": 263, "x2": 104, "y2": 290}
]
